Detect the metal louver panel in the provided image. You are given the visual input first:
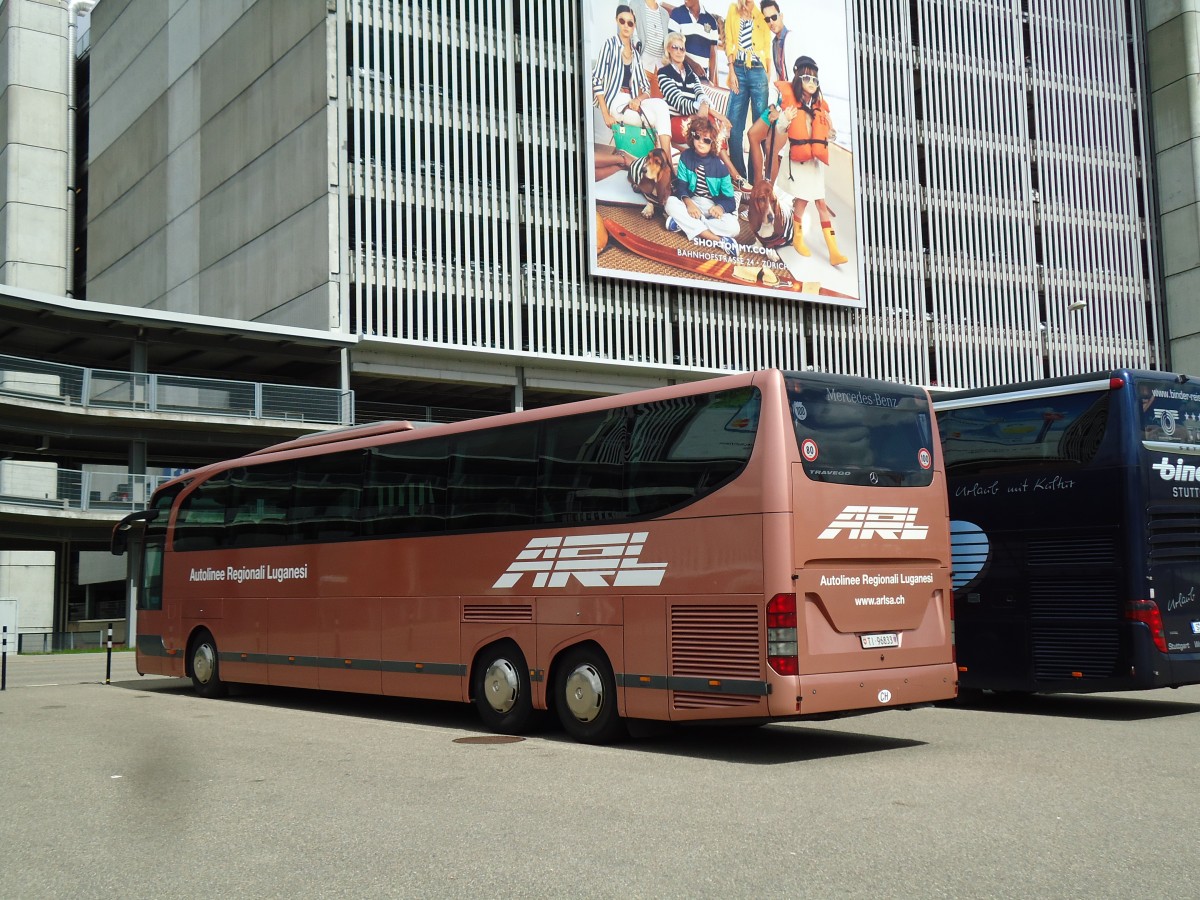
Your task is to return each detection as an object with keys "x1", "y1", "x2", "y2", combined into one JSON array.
[
  {"x1": 669, "y1": 605, "x2": 762, "y2": 678},
  {"x1": 340, "y1": 0, "x2": 1157, "y2": 385},
  {"x1": 462, "y1": 604, "x2": 534, "y2": 623}
]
